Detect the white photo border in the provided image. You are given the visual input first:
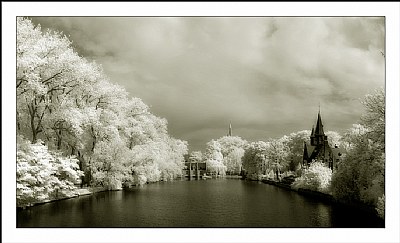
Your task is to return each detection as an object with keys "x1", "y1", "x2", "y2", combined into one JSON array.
[{"x1": 2, "y1": 2, "x2": 399, "y2": 243}]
